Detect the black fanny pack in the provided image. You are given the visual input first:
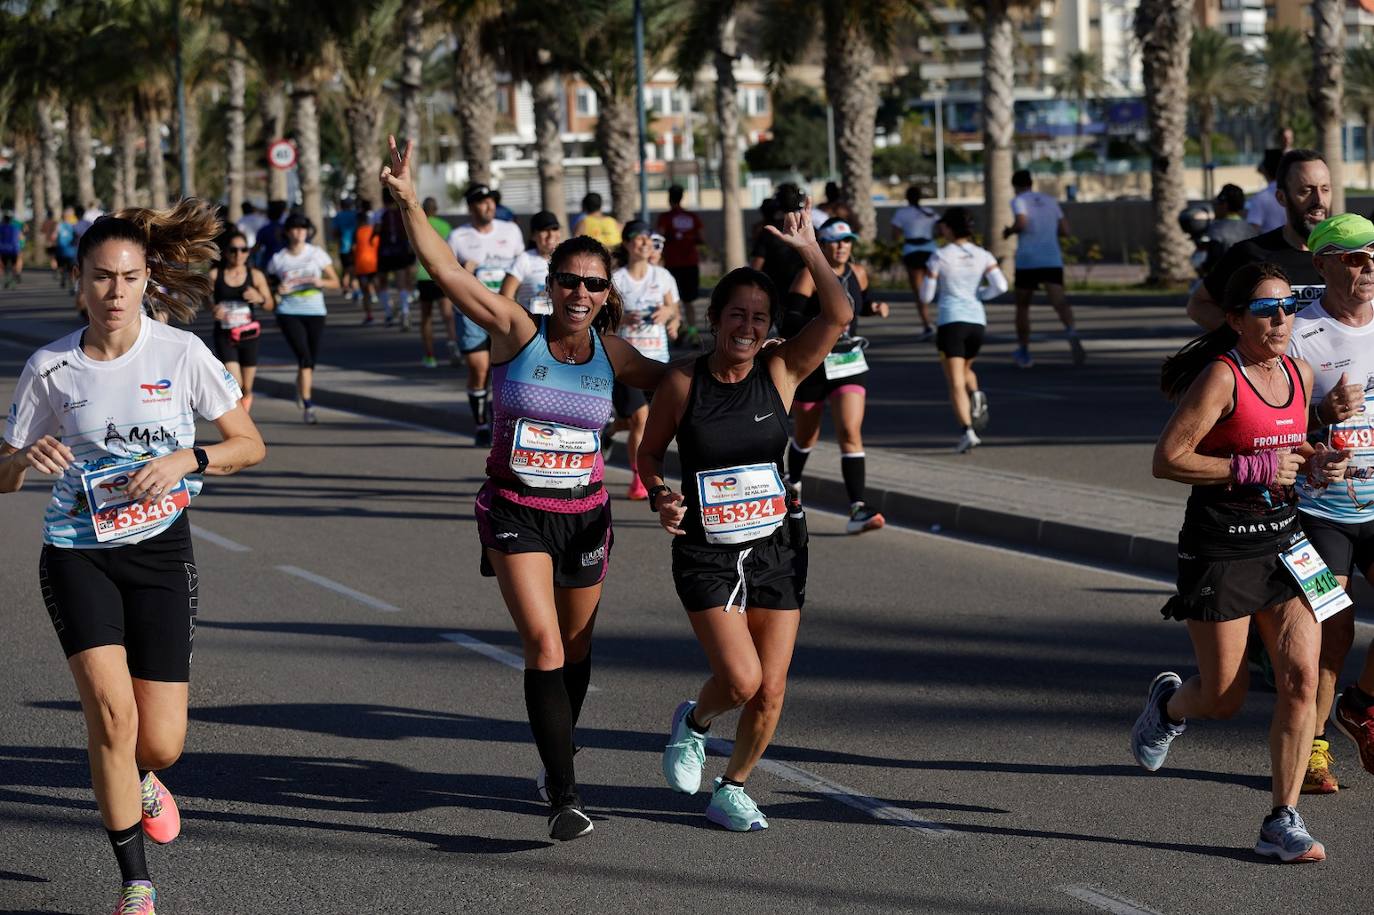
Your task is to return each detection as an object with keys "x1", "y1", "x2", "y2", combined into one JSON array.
[{"x1": 491, "y1": 474, "x2": 604, "y2": 501}]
